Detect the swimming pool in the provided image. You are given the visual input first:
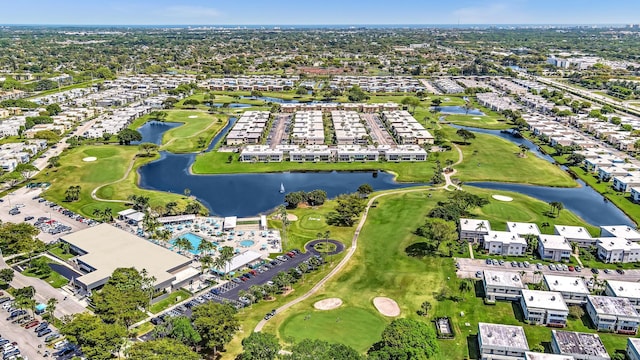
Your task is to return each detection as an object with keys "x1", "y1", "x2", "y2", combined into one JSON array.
[
  {"x1": 170, "y1": 233, "x2": 203, "y2": 255},
  {"x1": 240, "y1": 240, "x2": 255, "y2": 247}
]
